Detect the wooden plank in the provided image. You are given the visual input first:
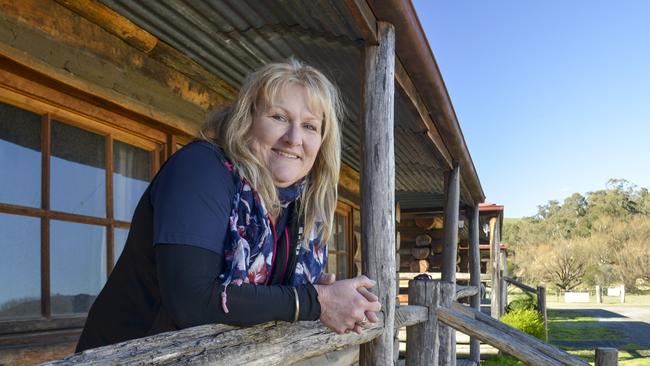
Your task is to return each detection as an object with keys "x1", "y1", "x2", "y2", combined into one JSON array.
[
  {"x1": 467, "y1": 204, "x2": 481, "y2": 364},
  {"x1": 395, "y1": 305, "x2": 428, "y2": 328},
  {"x1": 42, "y1": 320, "x2": 383, "y2": 365},
  {"x1": 406, "y1": 280, "x2": 440, "y2": 366},
  {"x1": 455, "y1": 285, "x2": 478, "y2": 300},
  {"x1": 442, "y1": 165, "x2": 460, "y2": 282},
  {"x1": 437, "y1": 306, "x2": 565, "y2": 366},
  {"x1": 503, "y1": 276, "x2": 536, "y2": 293},
  {"x1": 451, "y1": 303, "x2": 589, "y2": 366},
  {"x1": 359, "y1": 21, "x2": 396, "y2": 366},
  {"x1": 439, "y1": 281, "x2": 456, "y2": 366},
  {"x1": 0, "y1": 317, "x2": 85, "y2": 335},
  {"x1": 595, "y1": 348, "x2": 618, "y2": 366}
]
